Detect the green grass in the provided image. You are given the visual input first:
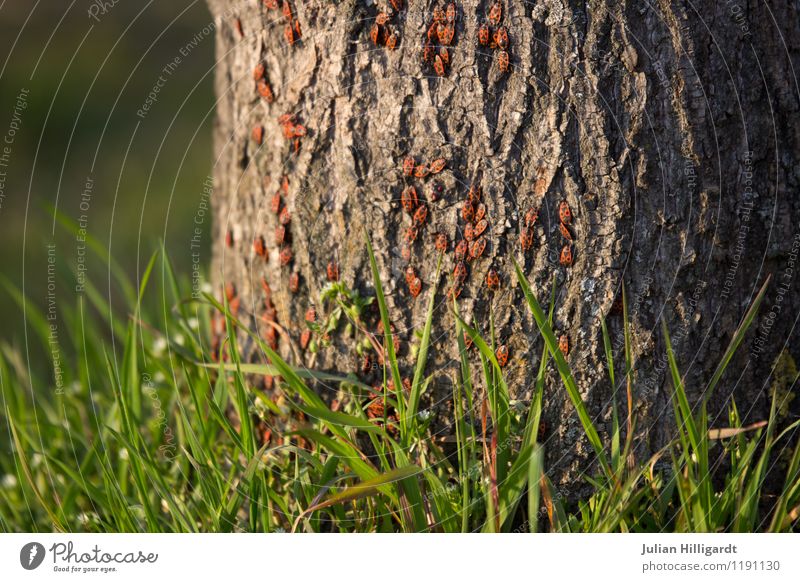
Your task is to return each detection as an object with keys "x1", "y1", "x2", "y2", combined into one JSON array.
[{"x1": 1, "y1": 240, "x2": 799, "y2": 532}]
